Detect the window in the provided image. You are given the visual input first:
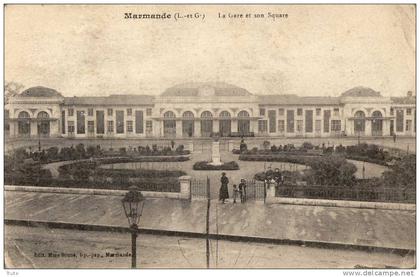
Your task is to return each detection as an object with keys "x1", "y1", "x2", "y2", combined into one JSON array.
[
  {"x1": 76, "y1": 111, "x2": 85, "y2": 134},
  {"x1": 268, "y1": 110, "x2": 276, "y2": 133},
  {"x1": 305, "y1": 110, "x2": 313, "y2": 133},
  {"x1": 323, "y1": 110, "x2": 331, "y2": 132},
  {"x1": 127, "y1": 120, "x2": 133, "y2": 132},
  {"x1": 396, "y1": 110, "x2": 404, "y2": 132},
  {"x1": 259, "y1": 108, "x2": 266, "y2": 116},
  {"x1": 68, "y1": 108, "x2": 74, "y2": 117},
  {"x1": 88, "y1": 108, "x2": 94, "y2": 116},
  {"x1": 135, "y1": 111, "x2": 144, "y2": 134},
  {"x1": 333, "y1": 108, "x2": 339, "y2": 116},
  {"x1": 287, "y1": 110, "x2": 294, "y2": 133},
  {"x1": 258, "y1": 120, "x2": 268, "y2": 133},
  {"x1": 278, "y1": 108, "x2": 284, "y2": 116},
  {"x1": 297, "y1": 108, "x2": 302, "y2": 116},
  {"x1": 316, "y1": 108, "x2": 321, "y2": 116},
  {"x1": 88, "y1": 121, "x2": 94, "y2": 133},
  {"x1": 146, "y1": 108, "x2": 152, "y2": 116},
  {"x1": 67, "y1": 121, "x2": 75, "y2": 133},
  {"x1": 107, "y1": 121, "x2": 114, "y2": 133},
  {"x1": 390, "y1": 108, "x2": 394, "y2": 116},
  {"x1": 107, "y1": 108, "x2": 113, "y2": 116},
  {"x1": 127, "y1": 108, "x2": 132, "y2": 116},
  {"x1": 61, "y1": 111, "x2": 66, "y2": 134},
  {"x1": 278, "y1": 120, "x2": 285, "y2": 132},
  {"x1": 116, "y1": 110, "x2": 124, "y2": 134},
  {"x1": 407, "y1": 109, "x2": 412, "y2": 115},
  {"x1": 406, "y1": 120, "x2": 412, "y2": 131},
  {"x1": 331, "y1": 120, "x2": 341, "y2": 131},
  {"x1": 96, "y1": 111, "x2": 105, "y2": 134}
]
